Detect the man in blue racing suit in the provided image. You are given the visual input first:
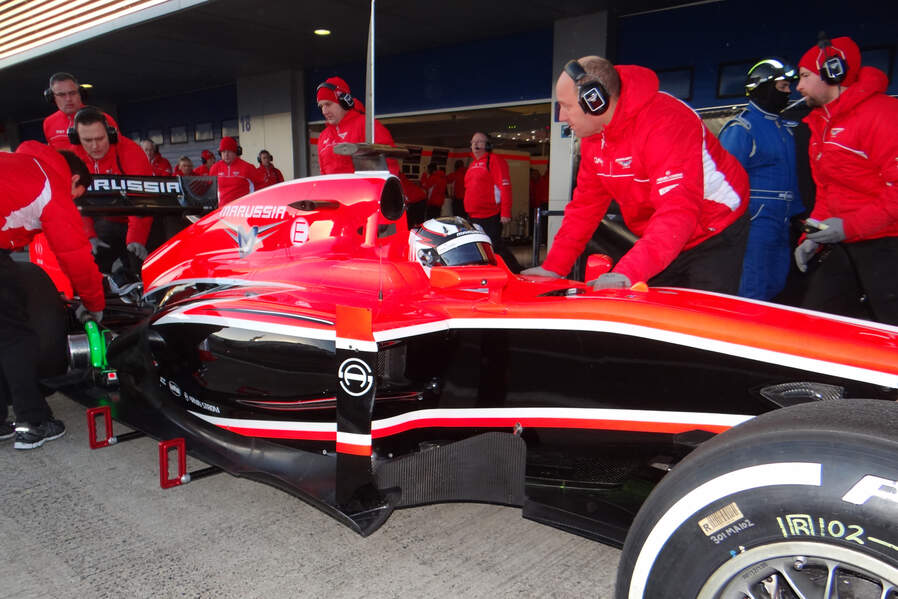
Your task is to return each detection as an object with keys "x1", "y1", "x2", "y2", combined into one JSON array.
[{"x1": 719, "y1": 59, "x2": 803, "y2": 300}]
